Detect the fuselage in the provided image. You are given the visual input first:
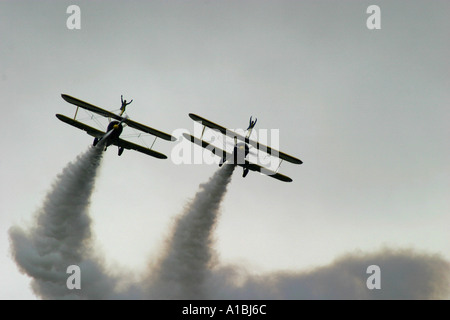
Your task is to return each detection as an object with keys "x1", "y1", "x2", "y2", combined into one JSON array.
[
  {"x1": 233, "y1": 142, "x2": 250, "y2": 165},
  {"x1": 105, "y1": 120, "x2": 123, "y2": 144},
  {"x1": 94, "y1": 120, "x2": 123, "y2": 148}
]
